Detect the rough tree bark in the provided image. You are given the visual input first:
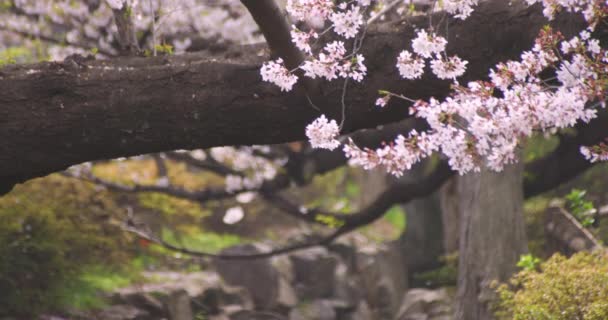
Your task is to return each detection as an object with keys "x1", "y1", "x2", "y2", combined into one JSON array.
[
  {"x1": 454, "y1": 163, "x2": 528, "y2": 320},
  {"x1": 0, "y1": 1, "x2": 589, "y2": 192}
]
